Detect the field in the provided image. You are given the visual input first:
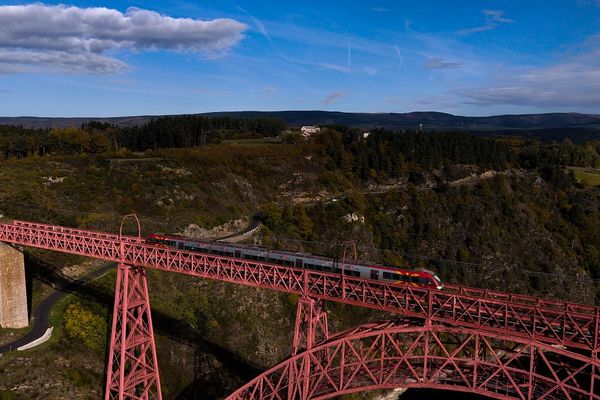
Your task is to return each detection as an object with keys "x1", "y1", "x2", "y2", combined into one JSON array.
[
  {"x1": 567, "y1": 167, "x2": 600, "y2": 186},
  {"x1": 222, "y1": 137, "x2": 282, "y2": 146}
]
